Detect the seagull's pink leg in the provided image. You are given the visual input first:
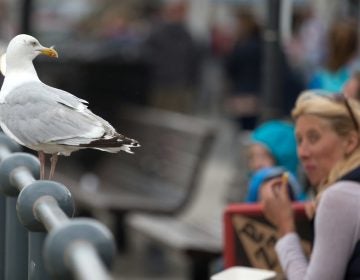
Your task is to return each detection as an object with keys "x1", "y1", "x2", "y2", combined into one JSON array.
[
  {"x1": 38, "y1": 151, "x2": 46, "y2": 180},
  {"x1": 49, "y1": 153, "x2": 58, "y2": 180}
]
